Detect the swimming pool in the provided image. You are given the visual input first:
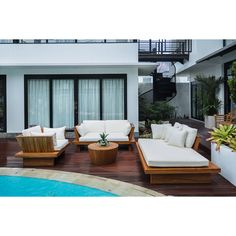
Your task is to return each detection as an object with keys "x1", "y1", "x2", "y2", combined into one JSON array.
[{"x1": 0, "y1": 176, "x2": 117, "y2": 197}]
